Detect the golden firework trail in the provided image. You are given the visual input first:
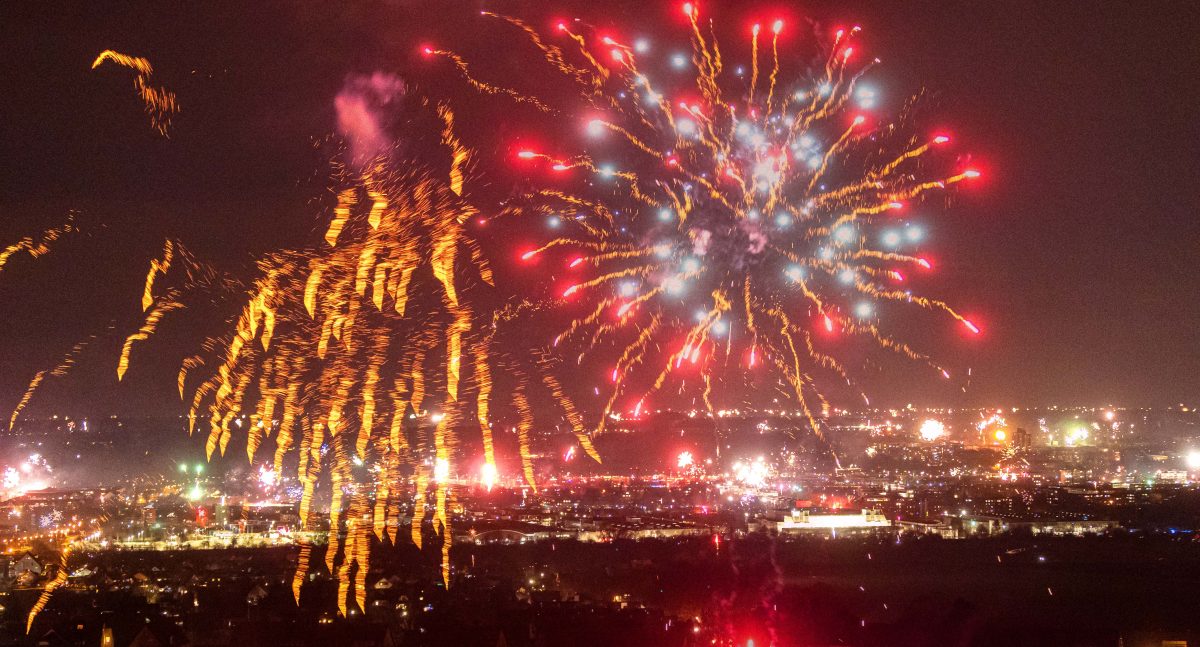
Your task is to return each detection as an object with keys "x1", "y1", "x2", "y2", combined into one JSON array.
[
  {"x1": 428, "y1": 5, "x2": 983, "y2": 440},
  {"x1": 141, "y1": 239, "x2": 174, "y2": 311},
  {"x1": 9, "y1": 372, "x2": 45, "y2": 432},
  {"x1": 116, "y1": 296, "x2": 182, "y2": 381},
  {"x1": 168, "y1": 100, "x2": 594, "y2": 615},
  {"x1": 8, "y1": 331, "x2": 108, "y2": 430},
  {"x1": 92, "y1": 49, "x2": 179, "y2": 136},
  {"x1": 26, "y1": 544, "x2": 73, "y2": 634},
  {"x1": 0, "y1": 215, "x2": 75, "y2": 274}
]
